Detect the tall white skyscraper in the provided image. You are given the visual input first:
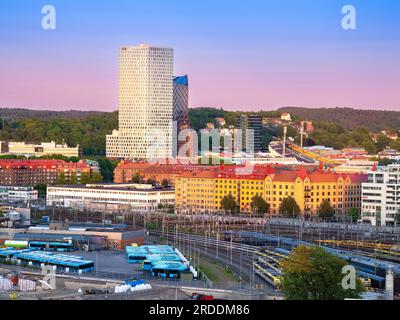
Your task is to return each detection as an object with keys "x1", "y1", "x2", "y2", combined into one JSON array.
[{"x1": 107, "y1": 44, "x2": 174, "y2": 159}]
